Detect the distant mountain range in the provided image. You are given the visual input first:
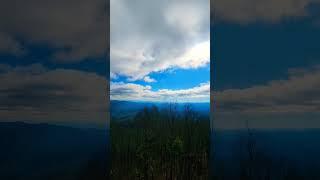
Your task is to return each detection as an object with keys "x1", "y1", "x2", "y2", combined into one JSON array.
[
  {"x1": 110, "y1": 100, "x2": 210, "y2": 120},
  {"x1": 0, "y1": 121, "x2": 109, "y2": 180}
]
